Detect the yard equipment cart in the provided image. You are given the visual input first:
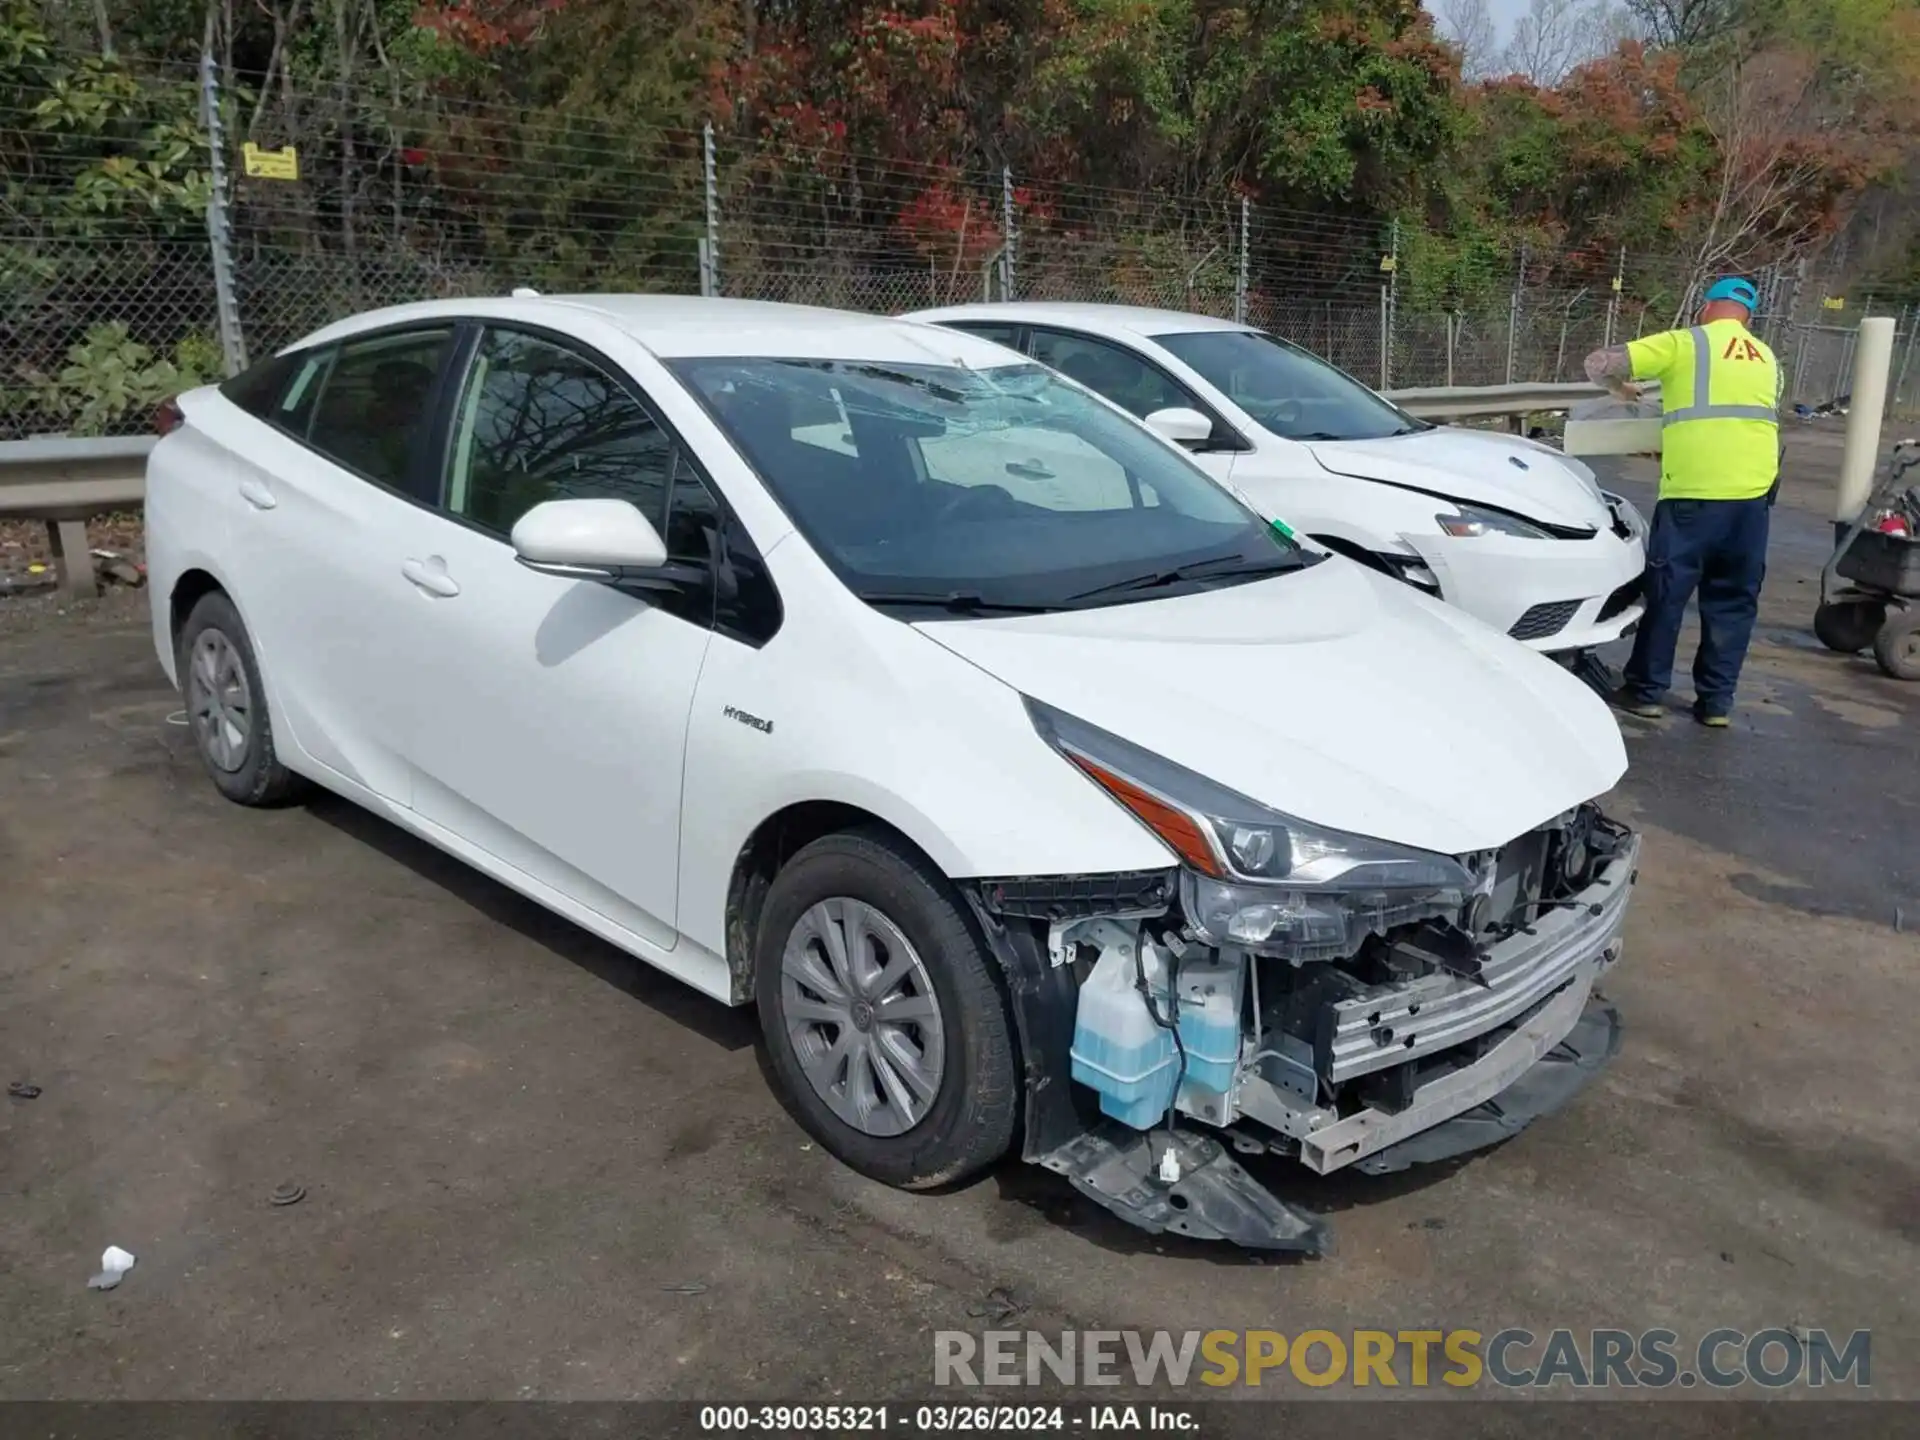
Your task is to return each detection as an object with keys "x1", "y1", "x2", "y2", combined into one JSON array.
[{"x1": 1814, "y1": 438, "x2": 1920, "y2": 680}]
